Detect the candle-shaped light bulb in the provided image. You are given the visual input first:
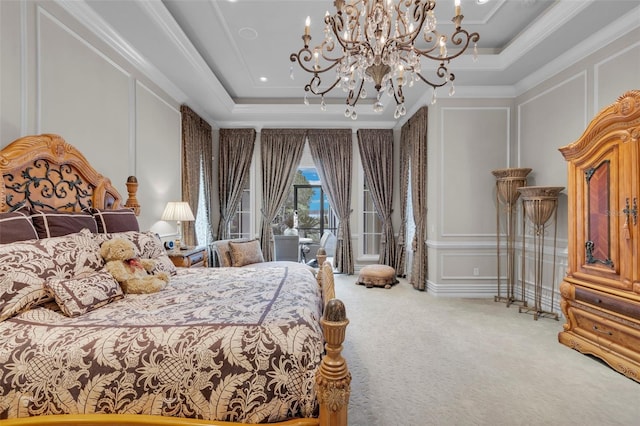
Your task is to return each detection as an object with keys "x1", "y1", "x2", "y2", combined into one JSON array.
[
  {"x1": 305, "y1": 16, "x2": 310, "y2": 36},
  {"x1": 455, "y1": 0, "x2": 461, "y2": 16}
]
